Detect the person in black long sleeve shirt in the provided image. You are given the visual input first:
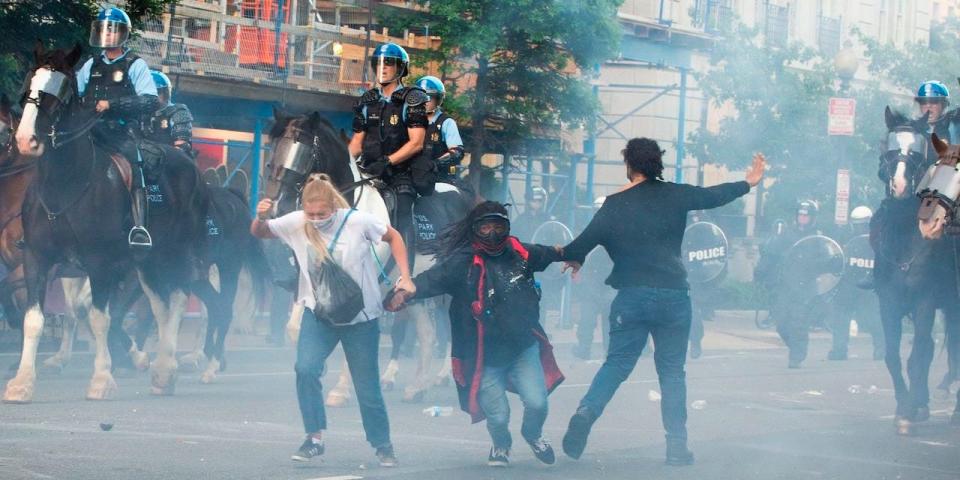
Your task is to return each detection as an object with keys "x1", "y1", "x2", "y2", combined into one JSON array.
[
  {"x1": 384, "y1": 201, "x2": 566, "y2": 467},
  {"x1": 560, "y1": 138, "x2": 766, "y2": 466}
]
